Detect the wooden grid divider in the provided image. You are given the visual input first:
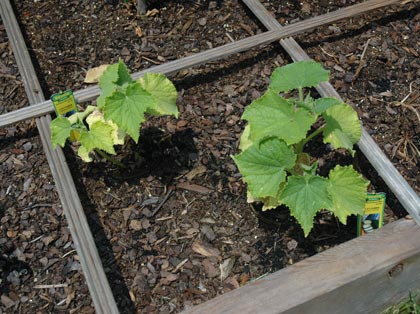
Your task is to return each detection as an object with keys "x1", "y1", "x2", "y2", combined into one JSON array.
[
  {"x1": 179, "y1": 219, "x2": 420, "y2": 314},
  {"x1": 0, "y1": 1, "x2": 120, "y2": 313}
]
